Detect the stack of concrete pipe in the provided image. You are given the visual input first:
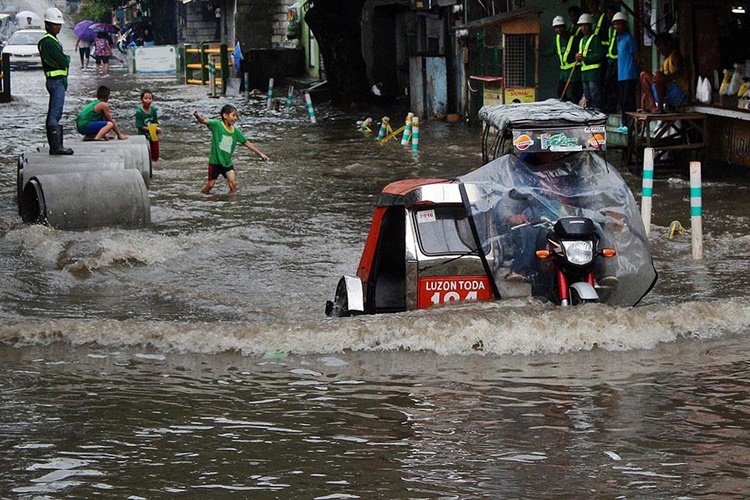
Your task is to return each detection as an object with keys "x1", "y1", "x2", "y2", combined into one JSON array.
[{"x1": 18, "y1": 136, "x2": 152, "y2": 229}]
